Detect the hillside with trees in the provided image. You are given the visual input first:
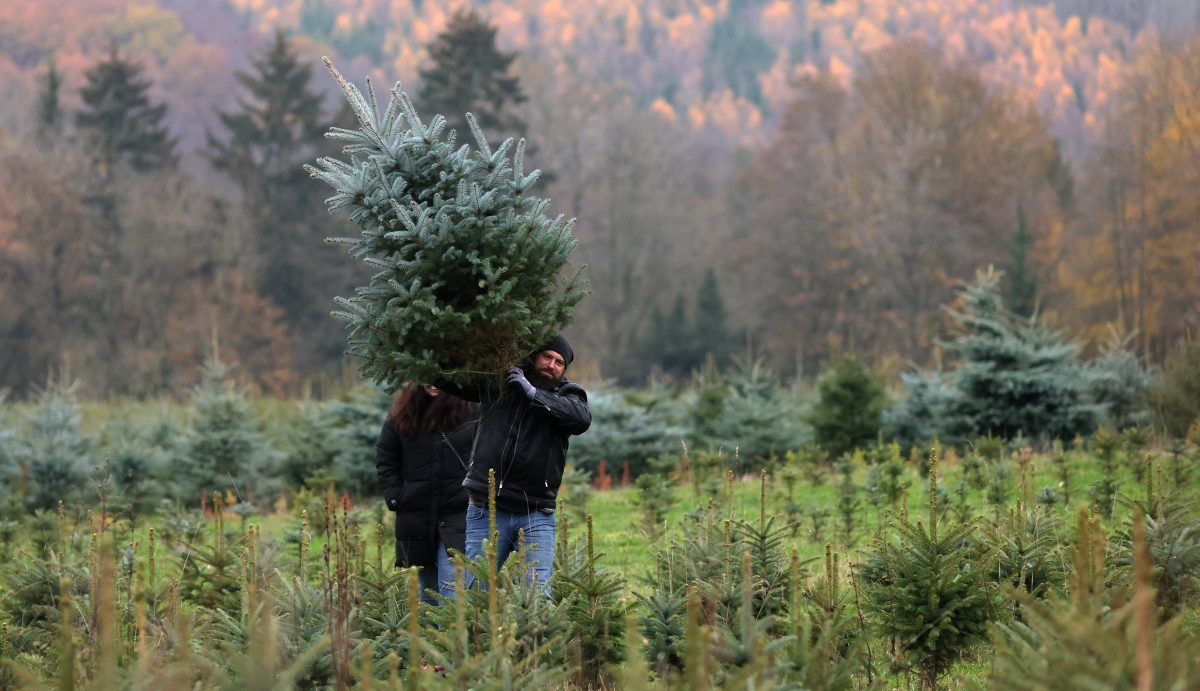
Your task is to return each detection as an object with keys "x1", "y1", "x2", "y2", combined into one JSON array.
[{"x1": 0, "y1": 0, "x2": 1198, "y2": 393}]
